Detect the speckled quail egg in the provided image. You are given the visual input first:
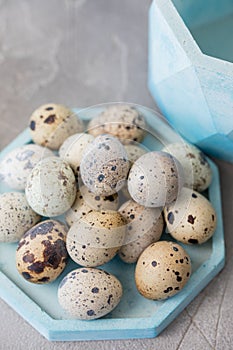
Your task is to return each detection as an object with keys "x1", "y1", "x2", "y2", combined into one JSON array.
[
  {"x1": 164, "y1": 187, "x2": 217, "y2": 244},
  {"x1": 0, "y1": 192, "x2": 41, "y2": 243},
  {"x1": 0, "y1": 144, "x2": 54, "y2": 190},
  {"x1": 128, "y1": 151, "x2": 184, "y2": 207},
  {"x1": 59, "y1": 133, "x2": 94, "y2": 176},
  {"x1": 66, "y1": 210, "x2": 126, "y2": 267},
  {"x1": 80, "y1": 134, "x2": 130, "y2": 196},
  {"x1": 16, "y1": 220, "x2": 68, "y2": 283},
  {"x1": 25, "y1": 157, "x2": 76, "y2": 217},
  {"x1": 29, "y1": 103, "x2": 84, "y2": 150},
  {"x1": 162, "y1": 142, "x2": 212, "y2": 192},
  {"x1": 65, "y1": 185, "x2": 119, "y2": 226},
  {"x1": 58, "y1": 267, "x2": 123, "y2": 320},
  {"x1": 135, "y1": 241, "x2": 191, "y2": 300},
  {"x1": 88, "y1": 104, "x2": 147, "y2": 143},
  {"x1": 118, "y1": 199, "x2": 164, "y2": 263}
]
